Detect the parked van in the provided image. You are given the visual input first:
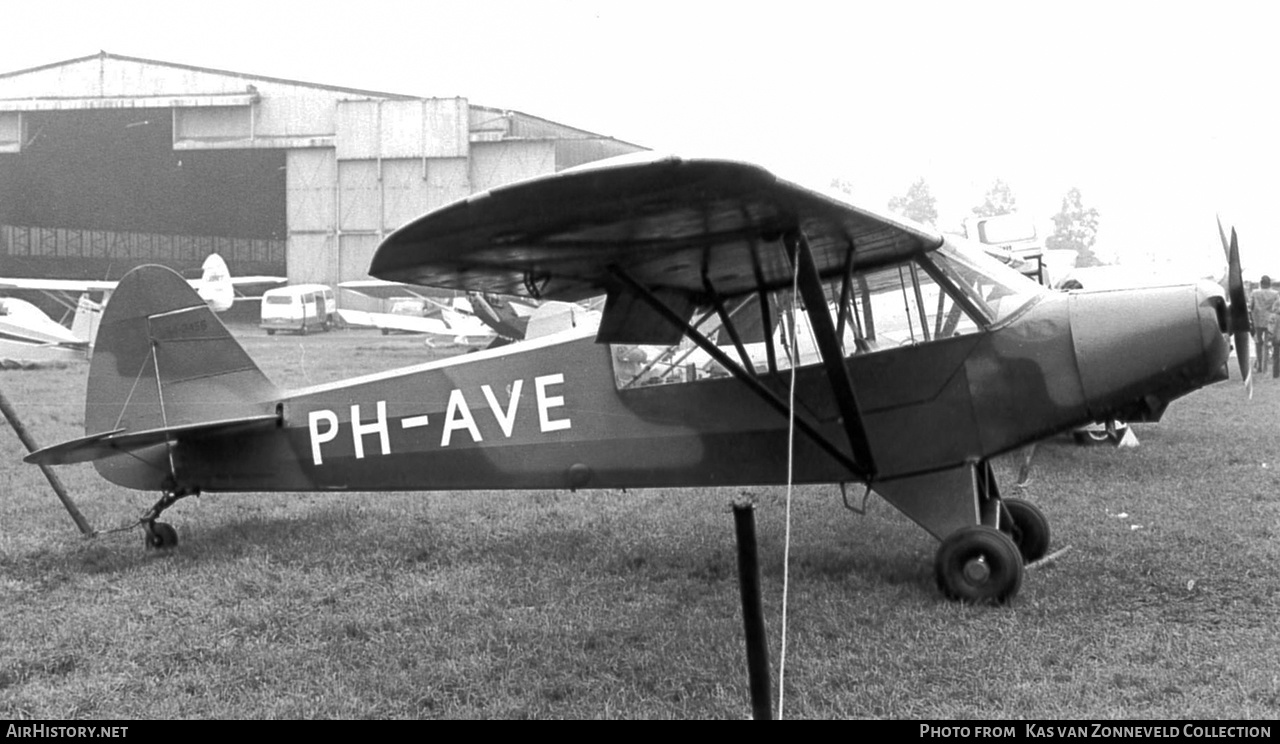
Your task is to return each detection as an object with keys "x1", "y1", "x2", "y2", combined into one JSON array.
[{"x1": 260, "y1": 284, "x2": 336, "y2": 335}]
